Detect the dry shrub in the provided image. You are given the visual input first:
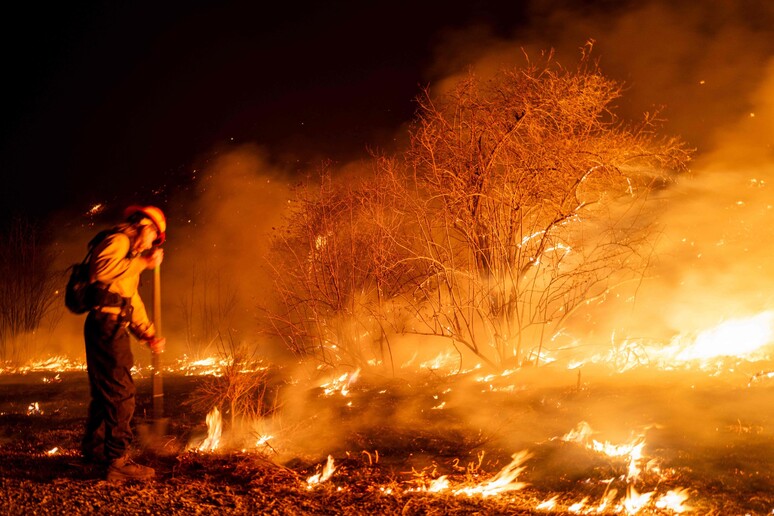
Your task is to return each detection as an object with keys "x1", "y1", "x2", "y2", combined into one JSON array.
[{"x1": 186, "y1": 334, "x2": 282, "y2": 431}]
